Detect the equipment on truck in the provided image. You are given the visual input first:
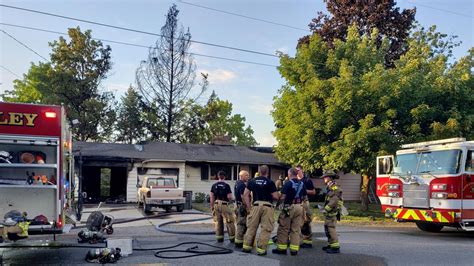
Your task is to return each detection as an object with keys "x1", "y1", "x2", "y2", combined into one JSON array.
[
  {"x1": 376, "y1": 138, "x2": 474, "y2": 232},
  {"x1": 0, "y1": 102, "x2": 75, "y2": 238}
]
